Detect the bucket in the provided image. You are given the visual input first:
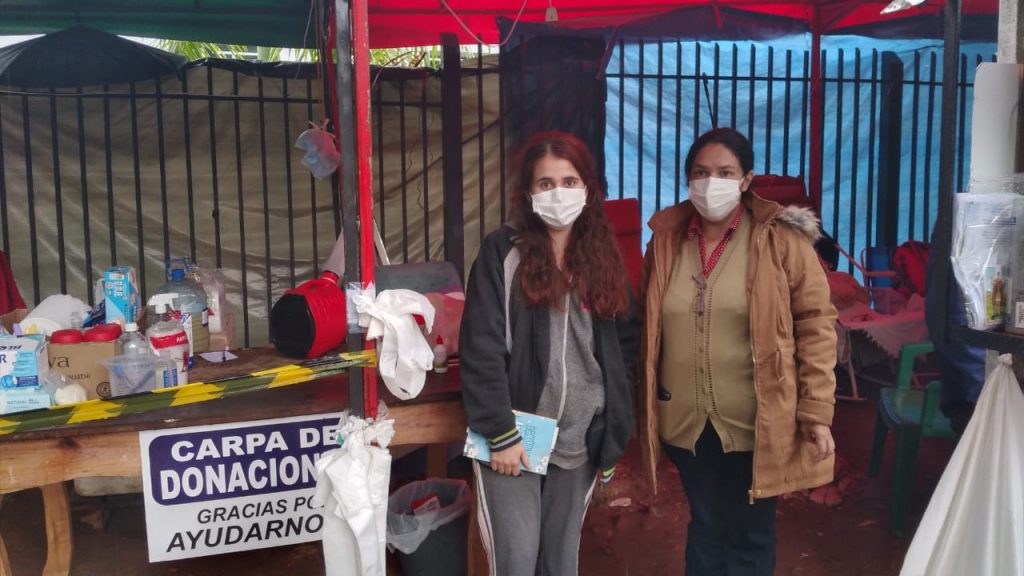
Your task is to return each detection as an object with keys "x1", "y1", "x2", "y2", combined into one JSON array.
[{"x1": 270, "y1": 271, "x2": 347, "y2": 359}]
